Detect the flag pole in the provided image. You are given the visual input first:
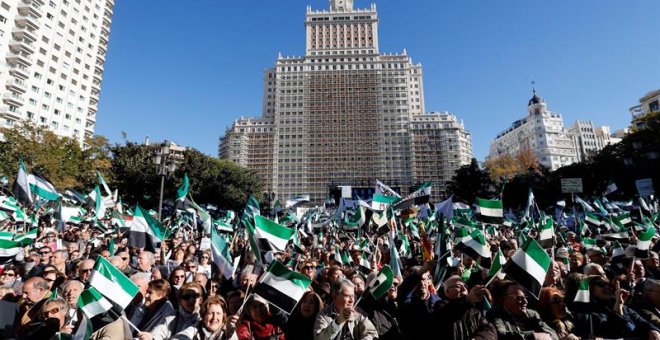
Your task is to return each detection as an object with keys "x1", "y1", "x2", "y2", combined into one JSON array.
[{"x1": 484, "y1": 271, "x2": 499, "y2": 288}]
